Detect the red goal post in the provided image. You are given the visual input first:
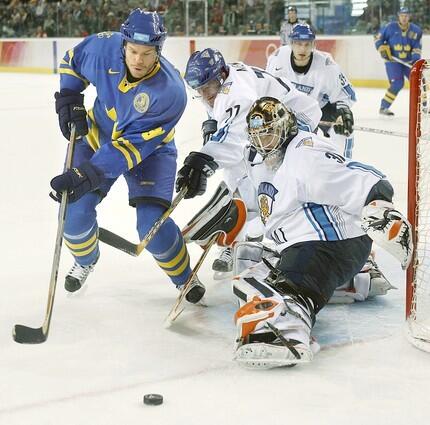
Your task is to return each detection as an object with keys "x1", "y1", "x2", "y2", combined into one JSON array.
[{"x1": 407, "y1": 58, "x2": 430, "y2": 352}]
